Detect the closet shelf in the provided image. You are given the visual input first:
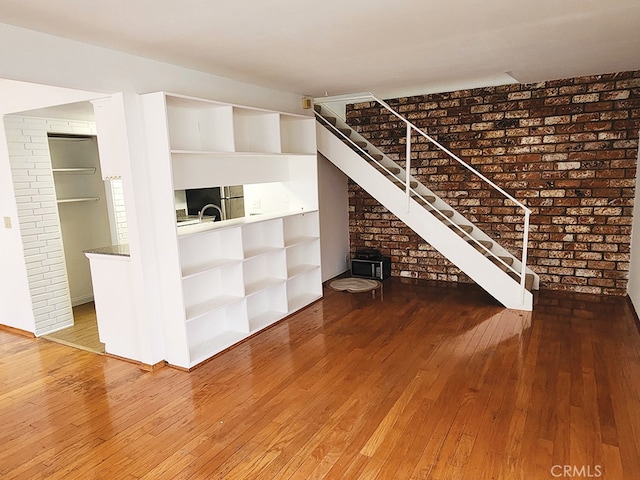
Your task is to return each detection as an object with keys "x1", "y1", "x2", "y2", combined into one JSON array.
[
  {"x1": 57, "y1": 197, "x2": 100, "y2": 204},
  {"x1": 52, "y1": 167, "x2": 97, "y2": 174}
]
